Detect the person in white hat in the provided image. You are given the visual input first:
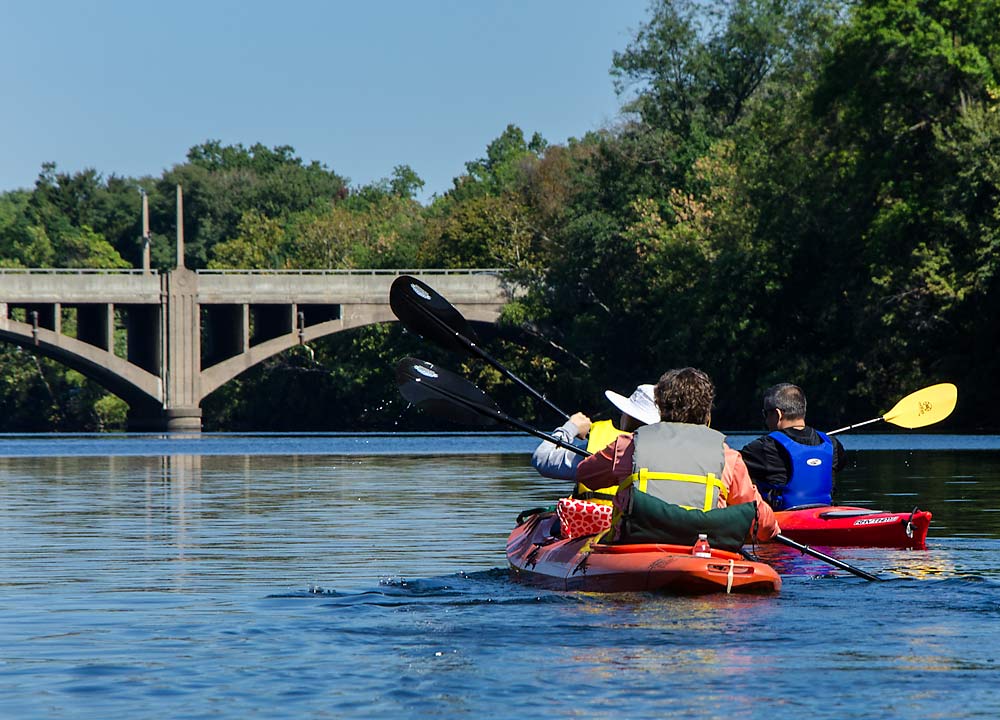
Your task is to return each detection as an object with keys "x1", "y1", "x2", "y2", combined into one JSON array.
[
  {"x1": 530, "y1": 384, "x2": 657, "y2": 481},
  {"x1": 603, "y1": 384, "x2": 660, "y2": 430}
]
